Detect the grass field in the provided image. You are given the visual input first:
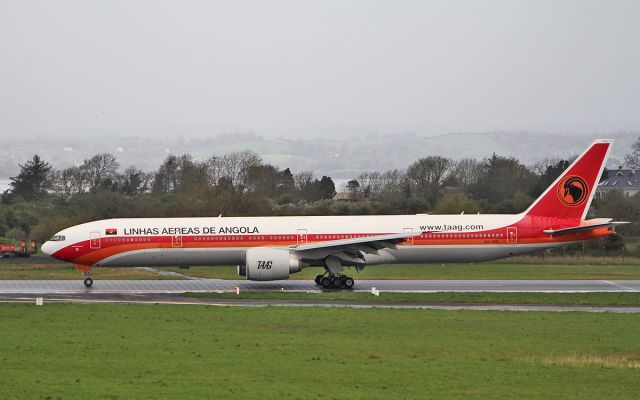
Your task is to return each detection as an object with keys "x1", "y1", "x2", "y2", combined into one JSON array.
[
  {"x1": 0, "y1": 259, "x2": 167, "y2": 280},
  {"x1": 0, "y1": 304, "x2": 639, "y2": 399},
  {"x1": 184, "y1": 291, "x2": 640, "y2": 306}
]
